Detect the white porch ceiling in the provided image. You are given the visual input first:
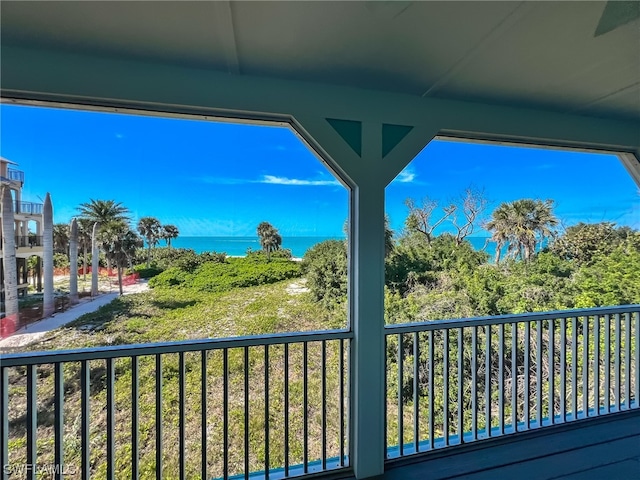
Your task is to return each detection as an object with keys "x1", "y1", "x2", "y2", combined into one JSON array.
[{"x1": 1, "y1": 1, "x2": 639, "y2": 121}]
